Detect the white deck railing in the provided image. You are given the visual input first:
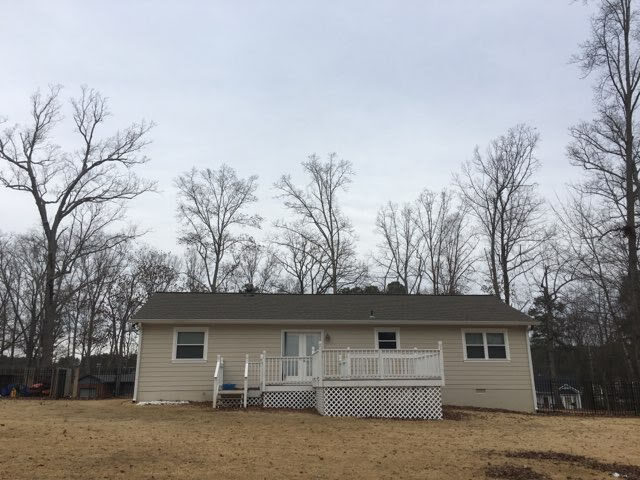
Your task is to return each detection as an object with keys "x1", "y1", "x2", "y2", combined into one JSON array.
[
  {"x1": 263, "y1": 353, "x2": 314, "y2": 385},
  {"x1": 316, "y1": 347, "x2": 443, "y2": 380},
  {"x1": 218, "y1": 342, "x2": 444, "y2": 392}
]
